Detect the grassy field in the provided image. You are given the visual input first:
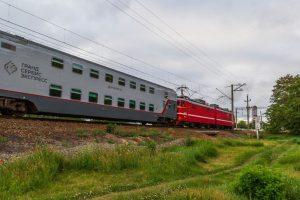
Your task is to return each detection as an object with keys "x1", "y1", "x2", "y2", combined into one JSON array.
[{"x1": 0, "y1": 134, "x2": 300, "y2": 200}]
